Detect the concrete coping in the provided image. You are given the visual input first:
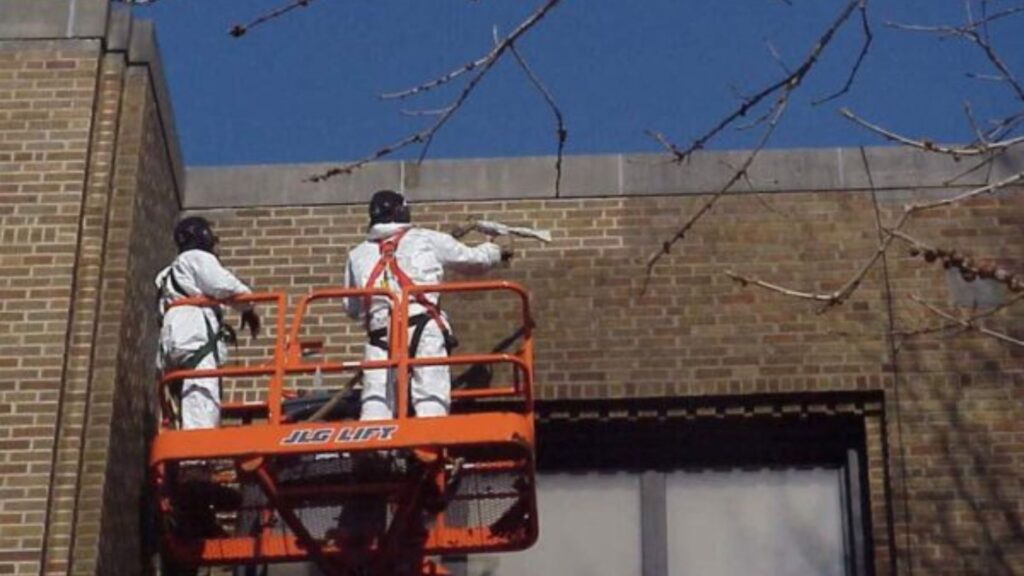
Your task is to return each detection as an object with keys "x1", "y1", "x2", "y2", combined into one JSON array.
[
  {"x1": 184, "y1": 146, "x2": 1024, "y2": 209},
  {"x1": 0, "y1": 0, "x2": 109, "y2": 39}
]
